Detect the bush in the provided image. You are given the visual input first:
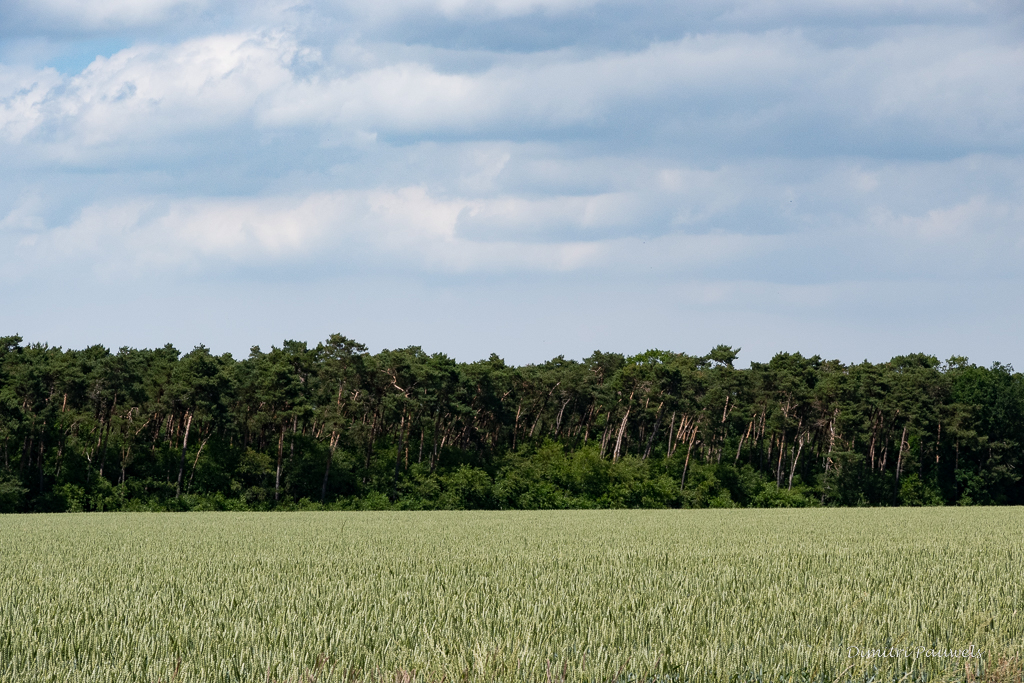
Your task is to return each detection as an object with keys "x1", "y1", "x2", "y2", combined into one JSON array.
[
  {"x1": 0, "y1": 473, "x2": 28, "y2": 513},
  {"x1": 751, "y1": 482, "x2": 816, "y2": 508}
]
